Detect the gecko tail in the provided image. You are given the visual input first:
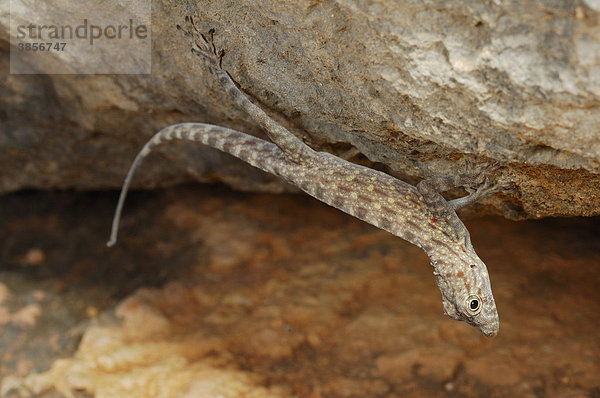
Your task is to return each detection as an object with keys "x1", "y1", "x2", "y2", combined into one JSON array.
[
  {"x1": 107, "y1": 123, "x2": 282, "y2": 247},
  {"x1": 107, "y1": 140, "x2": 153, "y2": 247},
  {"x1": 106, "y1": 124, "x2": 181, "y2": 247}
]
